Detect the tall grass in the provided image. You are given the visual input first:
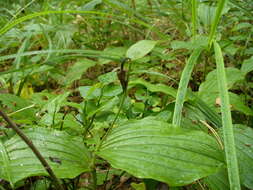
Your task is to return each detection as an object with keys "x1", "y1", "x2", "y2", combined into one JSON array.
[
  {"x1": 208, "y1": 0, "x2": 227, "y2": 48},
  {"x1": 191, "y1": 0, "x2": 198, "y2": 37},
  {"x1": 173, "y1": 0, "x2": 241, "y2": 189},
  {"x1": 0, "y1": 10, "x2": 164, "y2": 38},
  {"x1": 214, "y1": 41, "x2": 241, "y2": 190},
  {"x1": 172, "y1": 48, "x2": 202, "y2": 126}
]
